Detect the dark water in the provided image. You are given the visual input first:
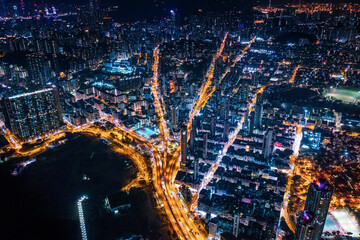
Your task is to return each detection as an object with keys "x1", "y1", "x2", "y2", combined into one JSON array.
[{"x1": 0, "y1": 133, "x2": 135, "y2": 240}]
